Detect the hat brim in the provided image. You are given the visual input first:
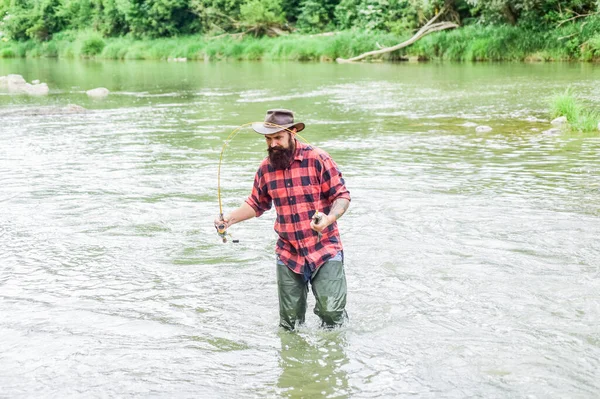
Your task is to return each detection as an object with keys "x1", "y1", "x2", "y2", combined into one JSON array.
[{"x1": 252, "y1": 122, "x2": 305, "y2": 135}]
